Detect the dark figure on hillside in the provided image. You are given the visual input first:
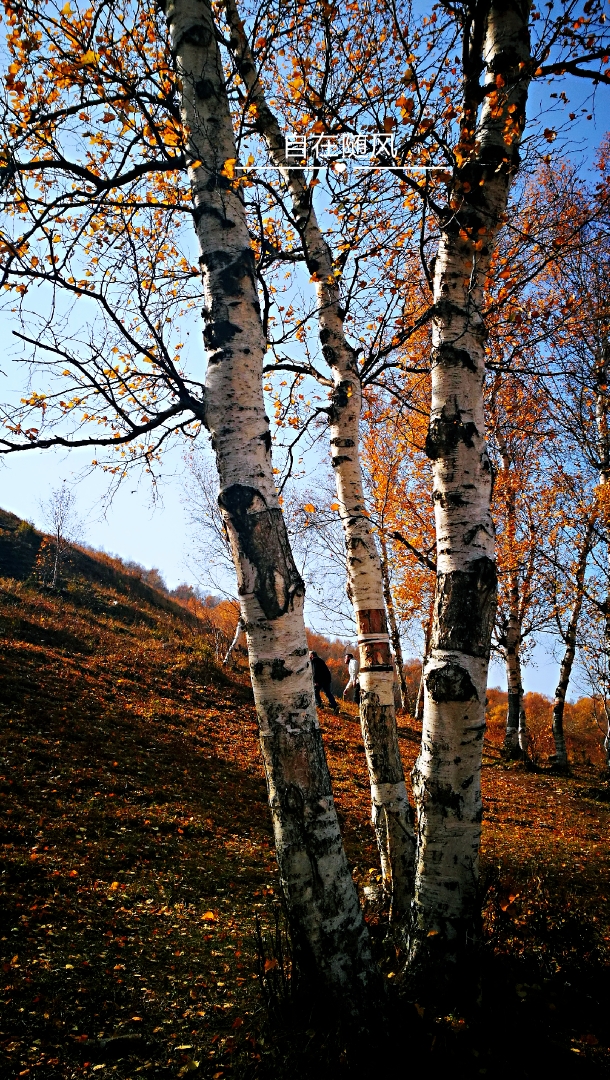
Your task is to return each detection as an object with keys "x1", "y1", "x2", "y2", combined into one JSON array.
[{"x1": 309, "y1": 651, "x2": 339, "y2": 712}]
